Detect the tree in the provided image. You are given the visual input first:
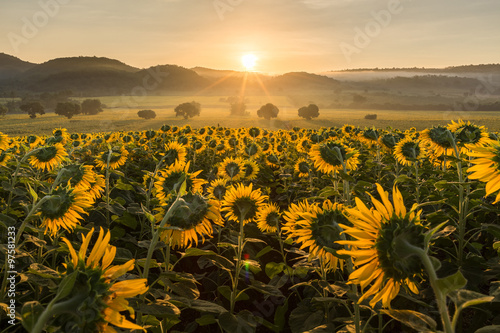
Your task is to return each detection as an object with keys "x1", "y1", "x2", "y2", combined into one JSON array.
[
  {"x1": 174, "y1": 101, "x2": 201, "y2": 119},
  {"x1": 81, "y1": 99, "x2": 103, "y2": 115},
  {"x1": 230, "y1": 101, "x2": 247, "y2": 116},
  {"x1": 20, "y1": 101, "x2": 45, "y2": 119},
  {"x1": 138, "y1": 109, "x2": 157, "y2": 119},
  {"x1": 298, "y1": 104, "x2": 320, "y2": 120},
  {"x1": 257, "y1": 103, "x2": 279, "y2": 120},
  {"x1": 0, "y1": 104, "x2": 7, "y2": 117},
  {"x1": 55, "y1": 102, "x2": 81, "y2": 119}
]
